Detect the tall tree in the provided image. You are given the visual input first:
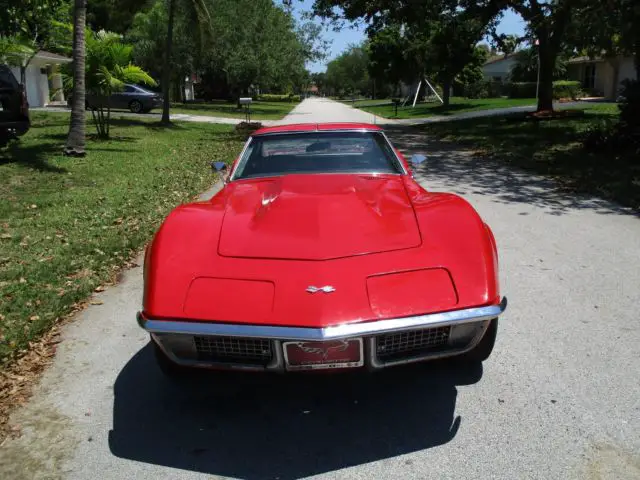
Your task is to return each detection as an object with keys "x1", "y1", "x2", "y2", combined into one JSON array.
[
  {"x1": 312, "y1": 0, "x2": 500, "y2": 106},
  {"x1": 86, "y1": 0, "x2": 152, "y2": 33},
  {"x1": 82, "y1": 31, "x2": 156, "y2": 137},
  {"x1": 0, "y1": 0, "x2": 70, "y2": 94},
  {"x1": 160, "y1": 0, "x2": 210, "y2": 124},
  {"x1": 568, "y1": 0, "x2": 640, "y2": 82},
  {"x1": 506, "y1": 0, "x2": 577, "y2": 111},
  {"x1": 64, "y1": 0, "x2": 87, "y2": 157},
  {"x1": 325, "y1": 44, "x2": 370, "y2": 96},
  {"x1": 509, "y1": 46, "x2": 567, "y2": 83}
]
